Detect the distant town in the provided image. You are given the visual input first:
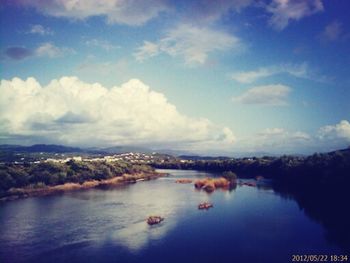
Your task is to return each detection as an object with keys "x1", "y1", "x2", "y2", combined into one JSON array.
[{"x1": 44, "y1": 152, "x2": 180, "y2": 165}]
